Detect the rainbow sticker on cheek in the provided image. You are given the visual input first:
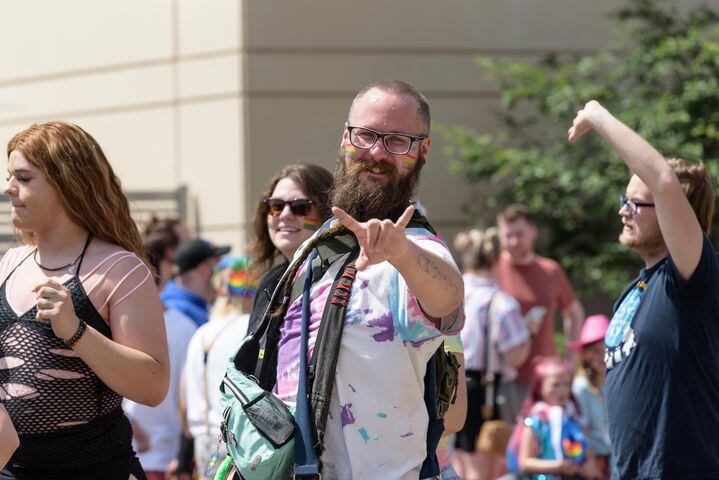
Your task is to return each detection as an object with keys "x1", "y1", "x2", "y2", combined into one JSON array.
[
  {"x1": 401, "y1": 154, "x2": 418, "y2": 170},
  {"x1": 303, "y1": 217, "x2": 322, "y2": 231},
  {"x1": 266, "y1": 215, "x2": 273, "y2": 229},
  {"x1": 345, "y1": 144, "x2": 357, "y2": 160}
]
